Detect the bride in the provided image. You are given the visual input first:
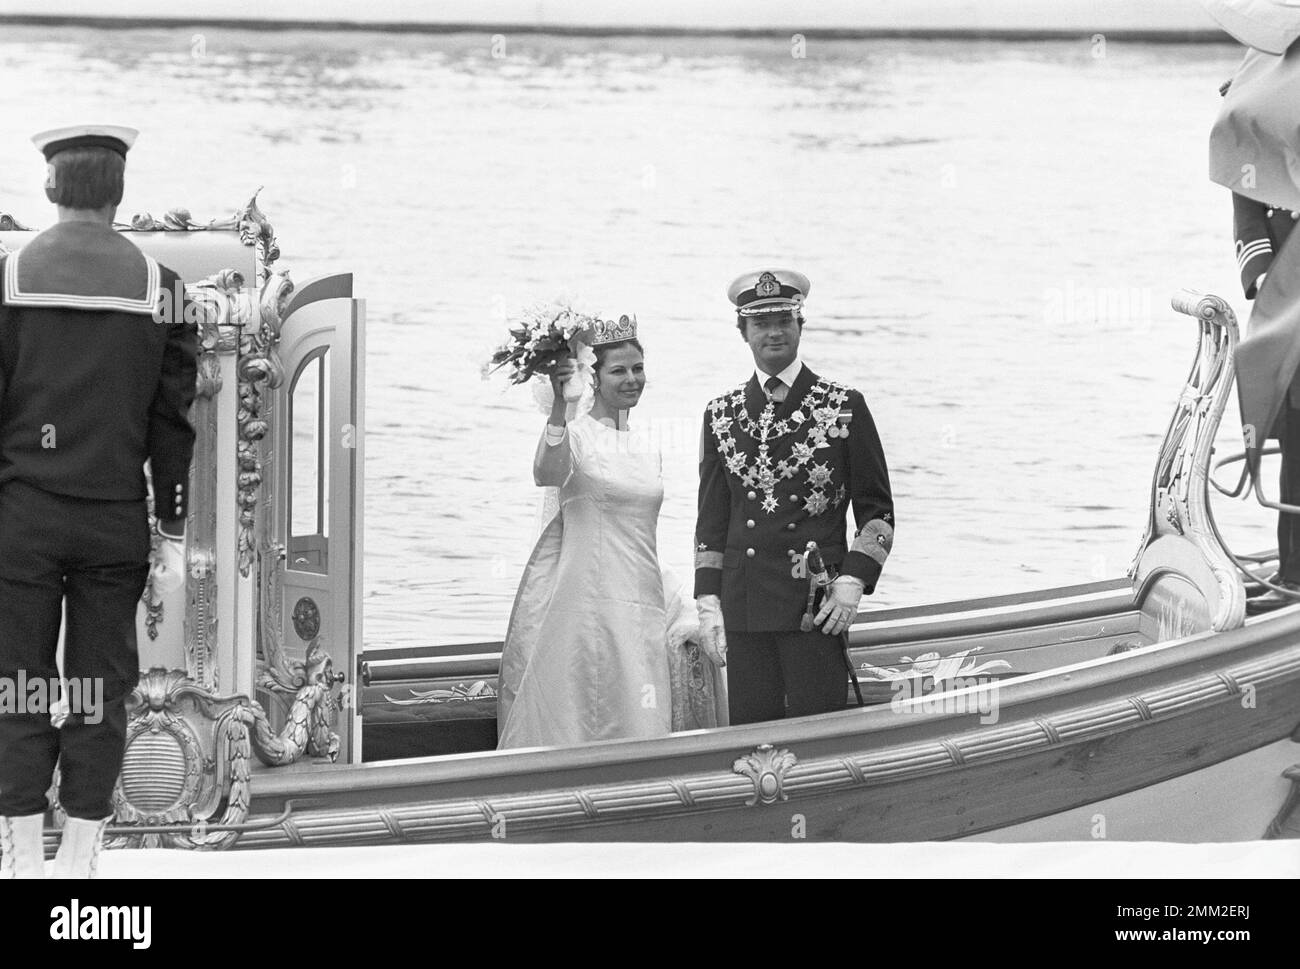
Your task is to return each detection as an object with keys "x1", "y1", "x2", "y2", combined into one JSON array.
[{"x1": 496, "y1": 316, "x2": 724, "y2": 749}]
